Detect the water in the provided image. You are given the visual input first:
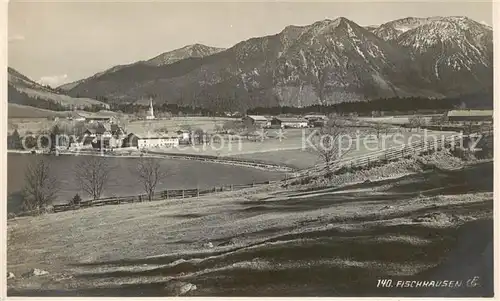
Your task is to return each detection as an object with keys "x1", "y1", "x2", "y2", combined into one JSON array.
[{"x1": 7, "y1": 153, "x2": 285, "y2": 213}]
